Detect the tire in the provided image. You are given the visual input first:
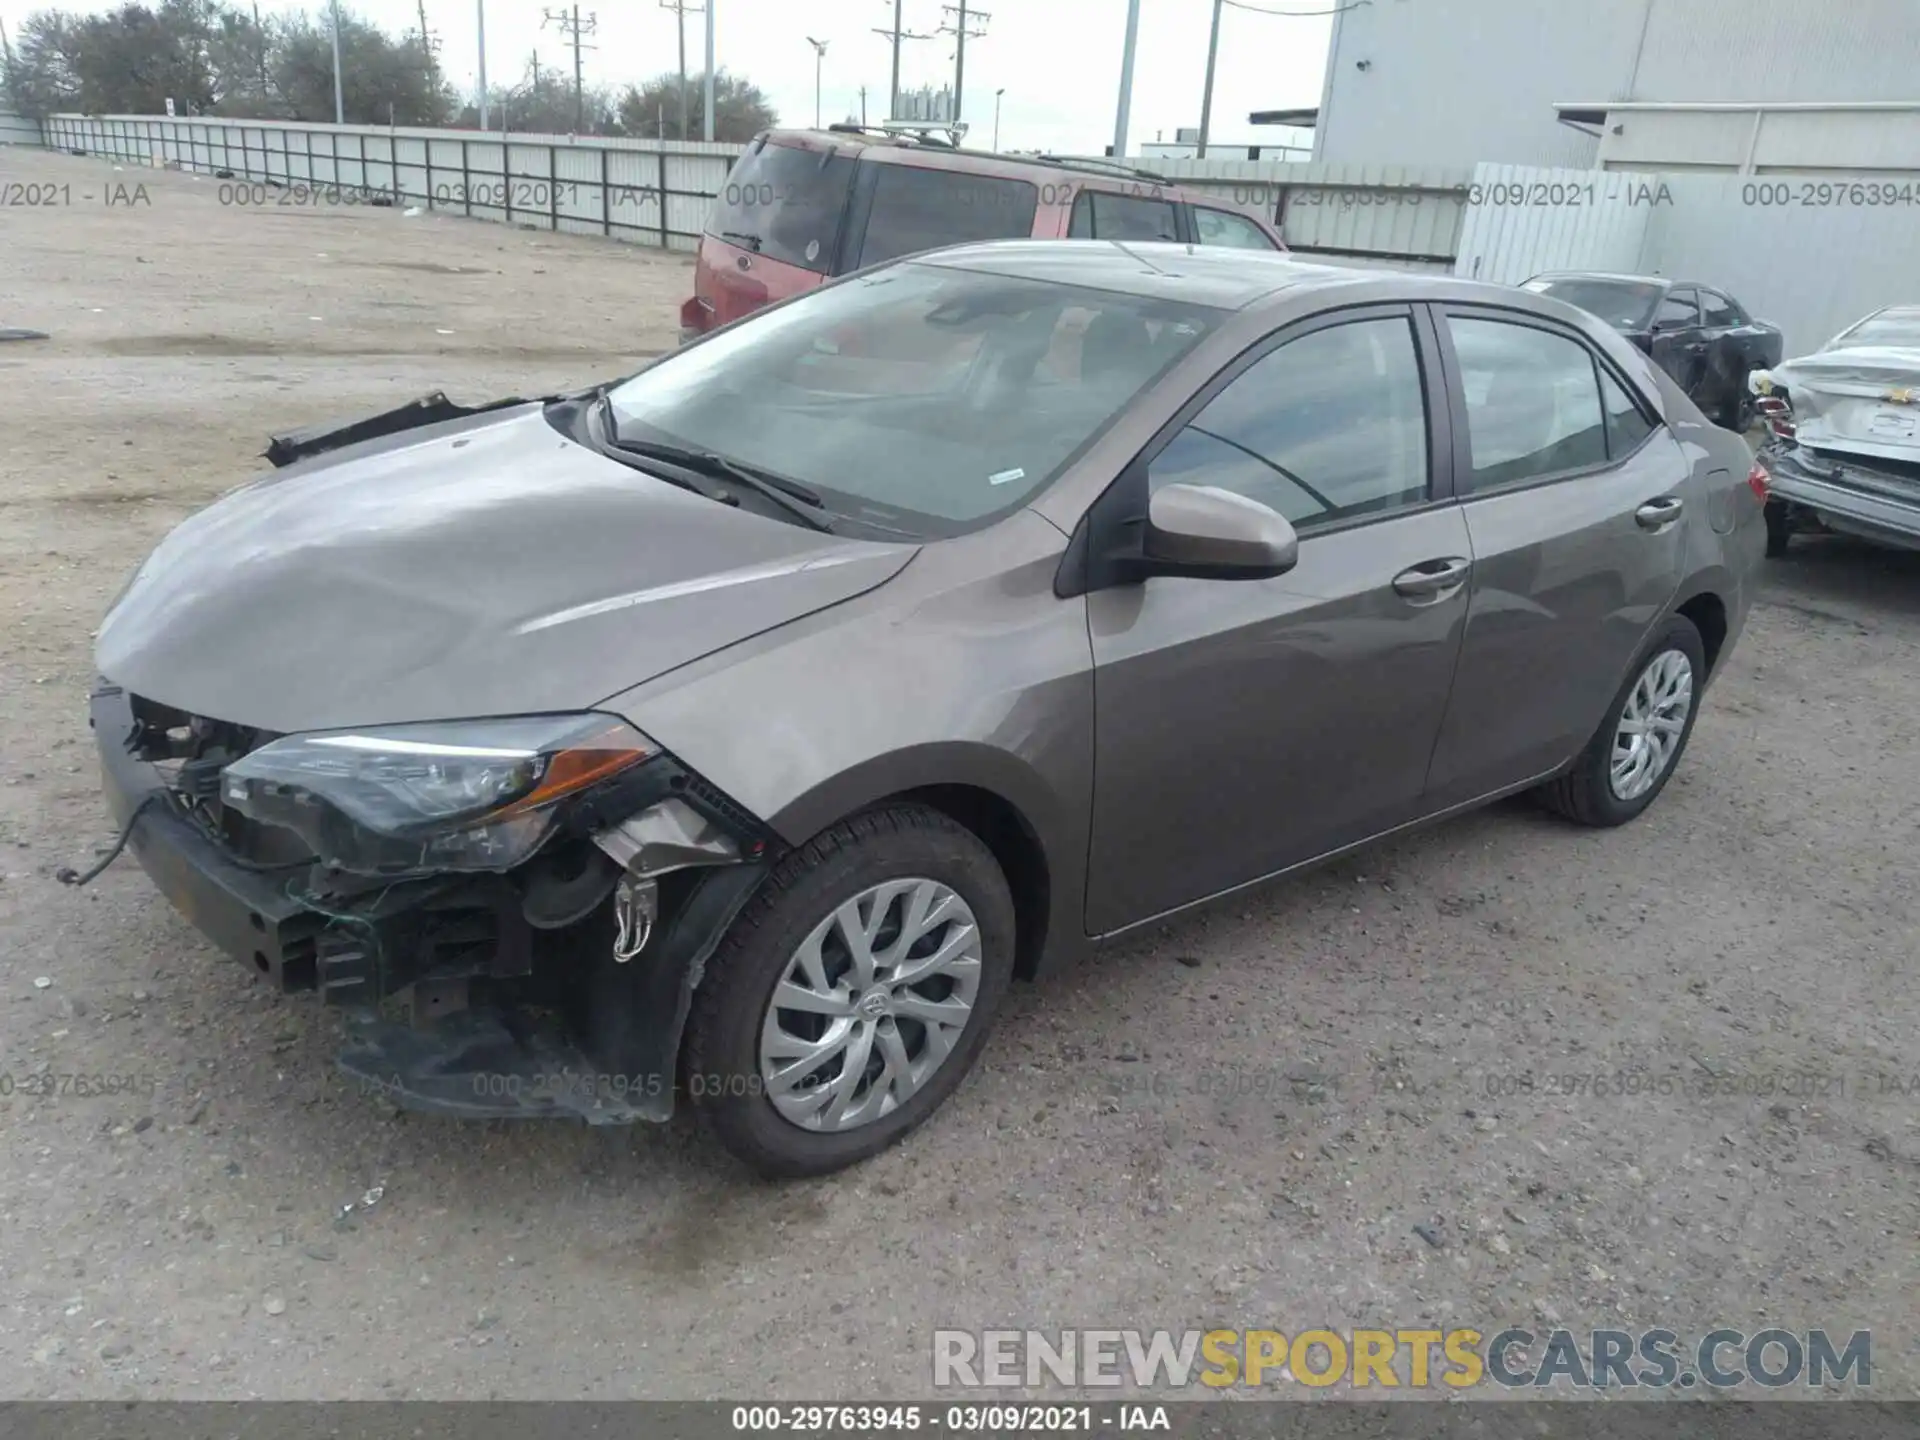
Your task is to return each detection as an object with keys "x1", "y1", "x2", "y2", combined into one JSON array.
[
  {"x1": 1536, "y1": 615, "x2": 1706, "y2": 828},
  {"x1": 683, "y1": 804, "x2": 1015, "y2": 1178},
  {"x1": 1764, "y1": 499, "x2": 1793, "y2": 558}
]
